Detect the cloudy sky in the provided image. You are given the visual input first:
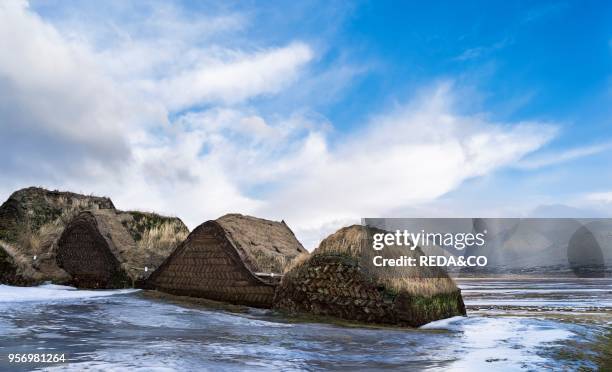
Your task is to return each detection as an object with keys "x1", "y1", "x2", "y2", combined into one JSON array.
[{"x1": 1, "y1": 0, "x2": 611, "y2": 248}]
